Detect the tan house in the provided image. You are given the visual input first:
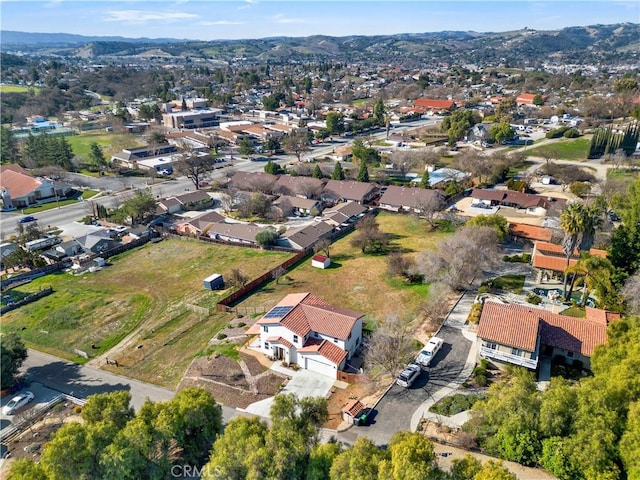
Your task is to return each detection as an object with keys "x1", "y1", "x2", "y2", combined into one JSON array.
[{"x1": 0, "y1": 165, "x2": 71, "y2": 210}]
